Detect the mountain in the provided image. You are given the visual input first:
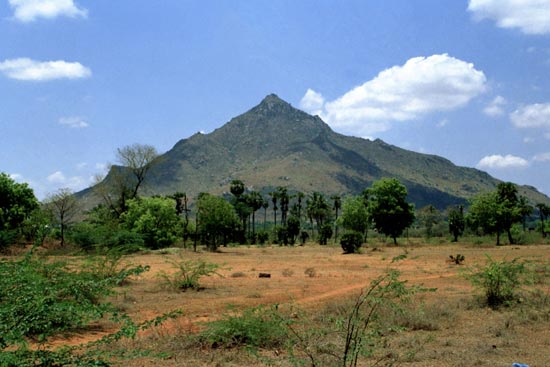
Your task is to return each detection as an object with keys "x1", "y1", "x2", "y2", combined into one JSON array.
[{"x1": 80, "y1": 94, "x2": 549, "y2": 209}]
